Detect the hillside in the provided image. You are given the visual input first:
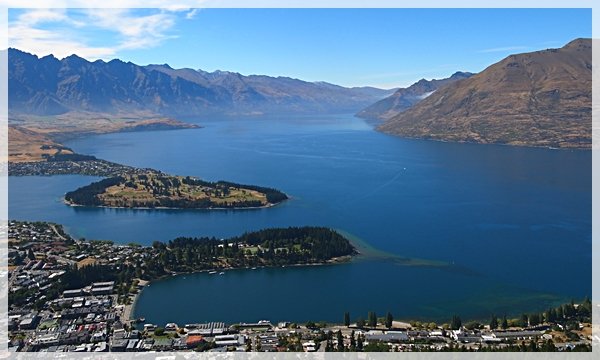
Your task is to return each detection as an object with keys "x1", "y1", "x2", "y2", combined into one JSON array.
[
  {"x1": 378, "y1": 39, "x2": 592, "y2": 148},
  {"x1": 357, "y1": 71, "x2": 473, "y2": 120},
  {"x1": 7, "y1": 126, "x2": 74, "y2": 162},
  {"x1": 8, "y1": 48, "x2": 392, "y2": 118}
]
